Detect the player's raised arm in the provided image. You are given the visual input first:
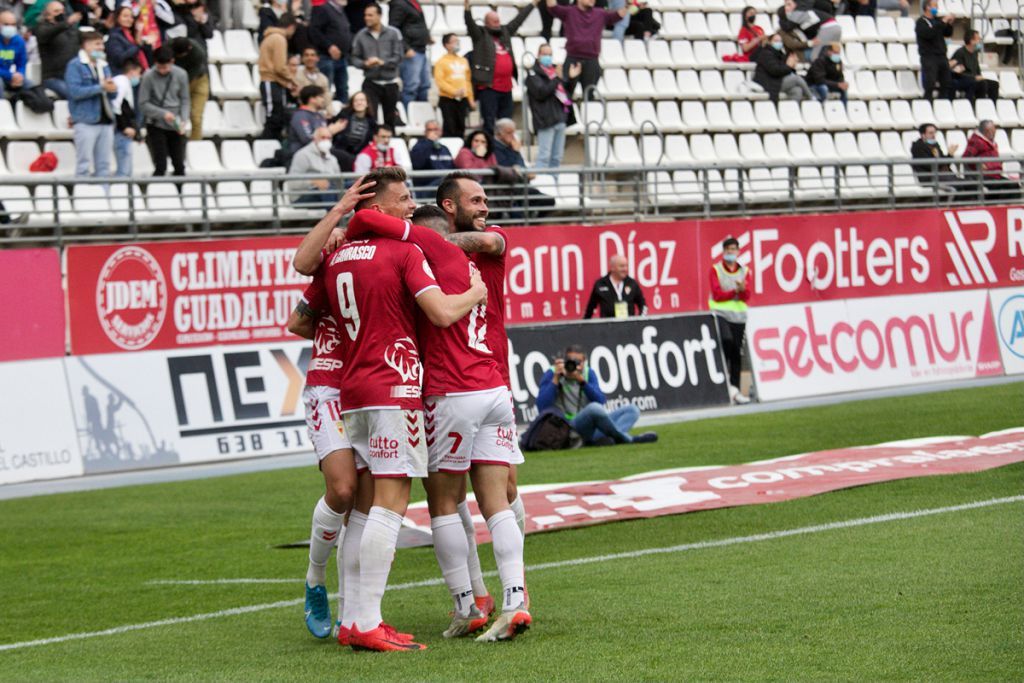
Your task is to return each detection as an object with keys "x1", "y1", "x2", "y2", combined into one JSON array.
[
  {"x1": 416, "y1": 270, "x2": 488, "y2": 328},
  {"x1": 446, "y1": 230, "x2": 506, "y2": 256},
  {"x1": 292, "y1": 176, "x2": 377, "y2": 275}
]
